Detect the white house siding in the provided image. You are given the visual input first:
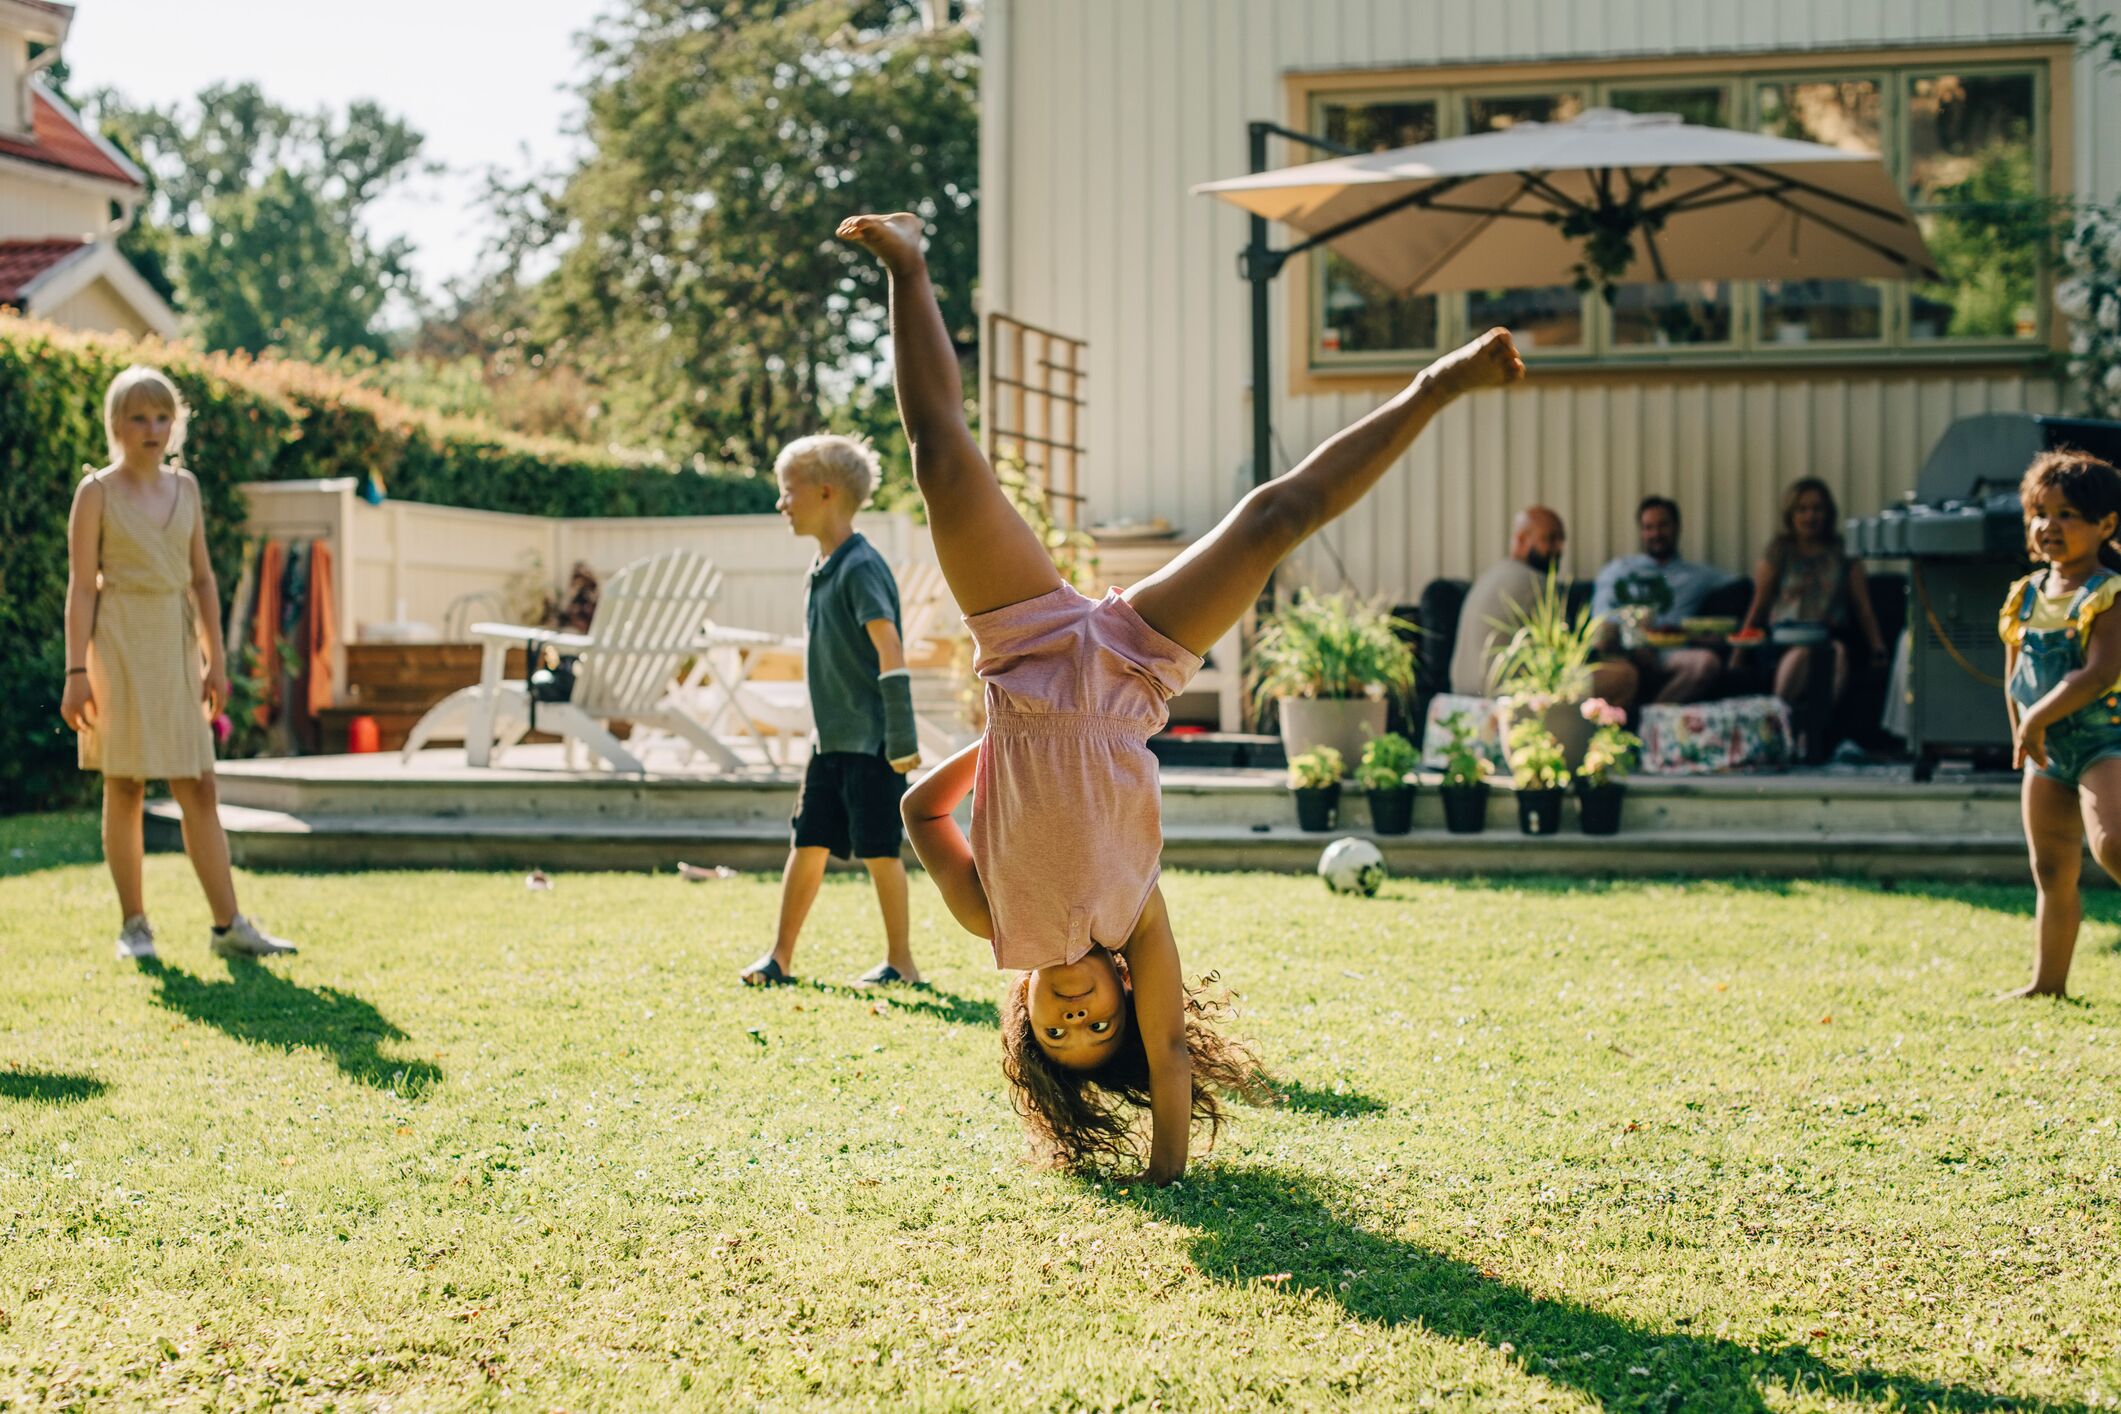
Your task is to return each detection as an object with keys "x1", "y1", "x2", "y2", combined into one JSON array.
[
  {"x1": 46, "y1": 275, "x2": 151, "y2": 336},
  {"x1": 980, "y1": 0, "x2": 2121, "y2": 598},
  {"x1": 0, "y1": 169, "x2": 108, "y2": 241}
]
